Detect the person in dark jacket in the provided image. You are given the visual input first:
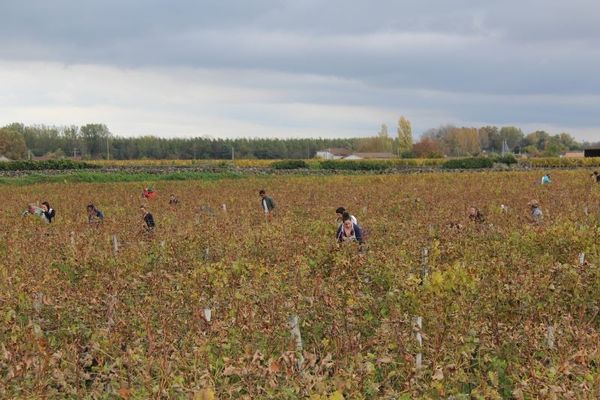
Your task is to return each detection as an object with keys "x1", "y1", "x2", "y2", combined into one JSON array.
[
  {"x1": 41, "y1": 201, "x2": 55, "y2": 223},
  {"x1": 259, "y1": 189, "x2": 275, "y2": 218},
  {"x1": 336, "y1": 212, "x2": 363, "y2": 244},
  {"x1": 140, "y1": 205, "x2": 155, "y2": 231},
  {"x1": 468, "y1": 206, "x2": 485, "y2": 223},
  {"x1": 87, "y1": 204, "x2": 104, "y2": 225}
]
